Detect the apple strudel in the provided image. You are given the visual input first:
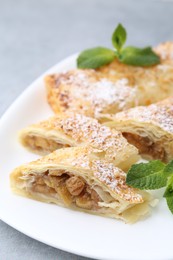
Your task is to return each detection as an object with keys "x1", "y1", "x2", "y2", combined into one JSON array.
[
  {"x1": 19, "y1": 113, "x2": 139, "y2": 170},
  {"x1": 103, "y1": 97, "x2": 173, "y2": 162},
  {"x1": 45, "y1": 42, "x2": 173, "y2": 118},
  {"x1": 10, "y1": 147, "x2": 152, "y2": 223}
]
